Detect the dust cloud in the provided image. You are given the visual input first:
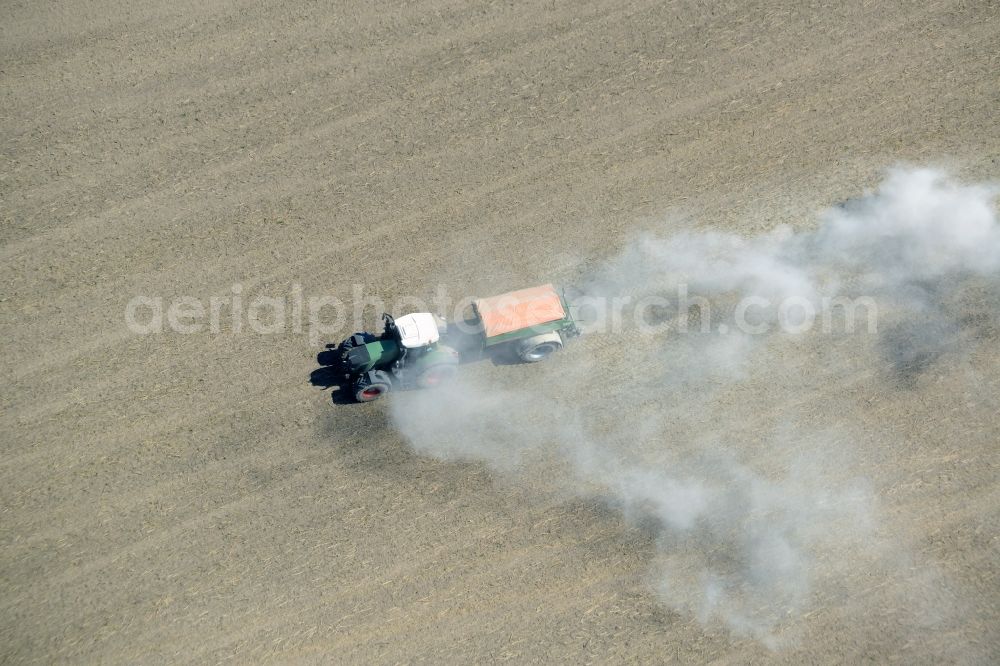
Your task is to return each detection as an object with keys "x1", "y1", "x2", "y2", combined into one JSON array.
[{"x1": 388, "y1": 168, "x2": 999, "y2": 644}]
